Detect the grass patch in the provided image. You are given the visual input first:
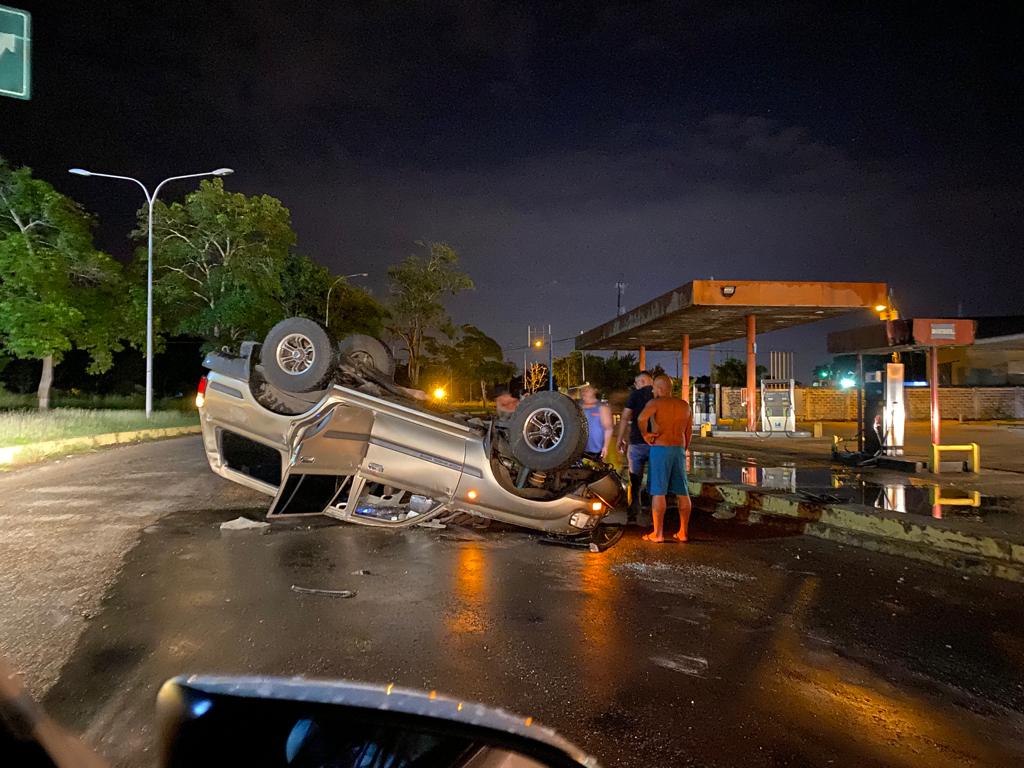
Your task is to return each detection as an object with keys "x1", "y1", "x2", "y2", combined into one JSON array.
[
  {"x1": 0, "y1": 409, "x2": 198, "y2": 446},
  {"x1": 0, "y1": 390, "x2": 194, "y2": 411}
]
